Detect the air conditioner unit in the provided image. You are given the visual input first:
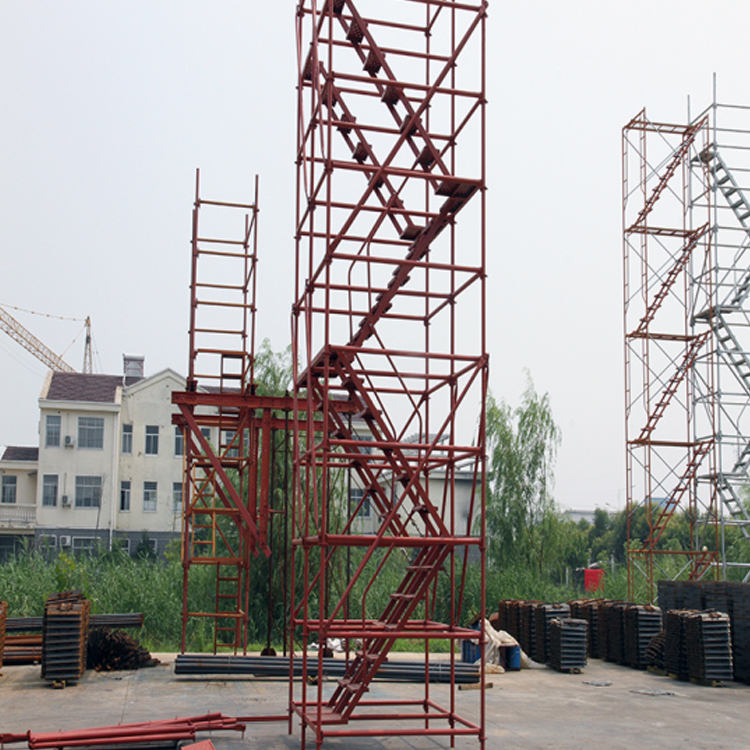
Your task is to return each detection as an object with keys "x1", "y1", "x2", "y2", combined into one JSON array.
[
  {"x1": 61, "y1": 494, "x2": 71, "y2": 507},
  {"x1": 64, "y1": 435, "x2": 75, "y2": 447},
  {"x1": 59, "y1": 535, "x2": 72, "y2": 547}
]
